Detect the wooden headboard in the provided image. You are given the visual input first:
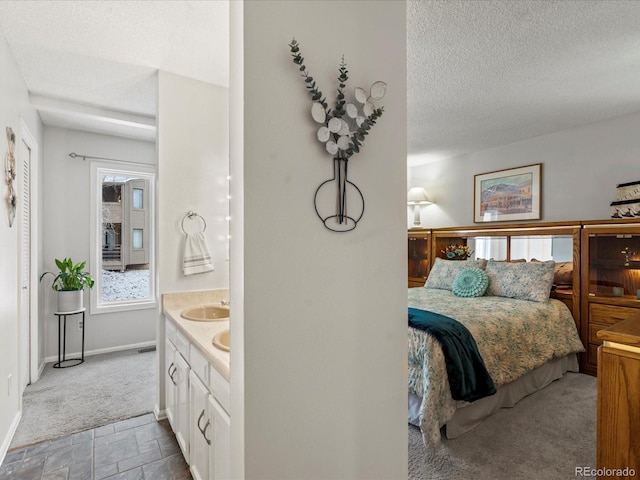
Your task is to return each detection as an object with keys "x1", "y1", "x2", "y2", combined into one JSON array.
[{"x1": 429, "y1": 222, "x2": 581, "y2": 331}]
